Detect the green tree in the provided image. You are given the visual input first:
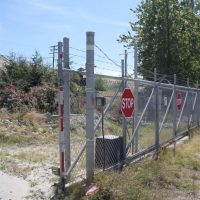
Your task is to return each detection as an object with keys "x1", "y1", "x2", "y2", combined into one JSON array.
[
  {"x1": 0, "y1": 52, "x2": 57, "y2": 90},
  {"x1": 29, "y1": 51, "x2": 46, "y2": 87},
  {"x1": 0, "y1": 53, "x2": 31, "y2": 90},
  {"x1": 119, "y1": 0, "x2": 200, "y2": 83}
]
